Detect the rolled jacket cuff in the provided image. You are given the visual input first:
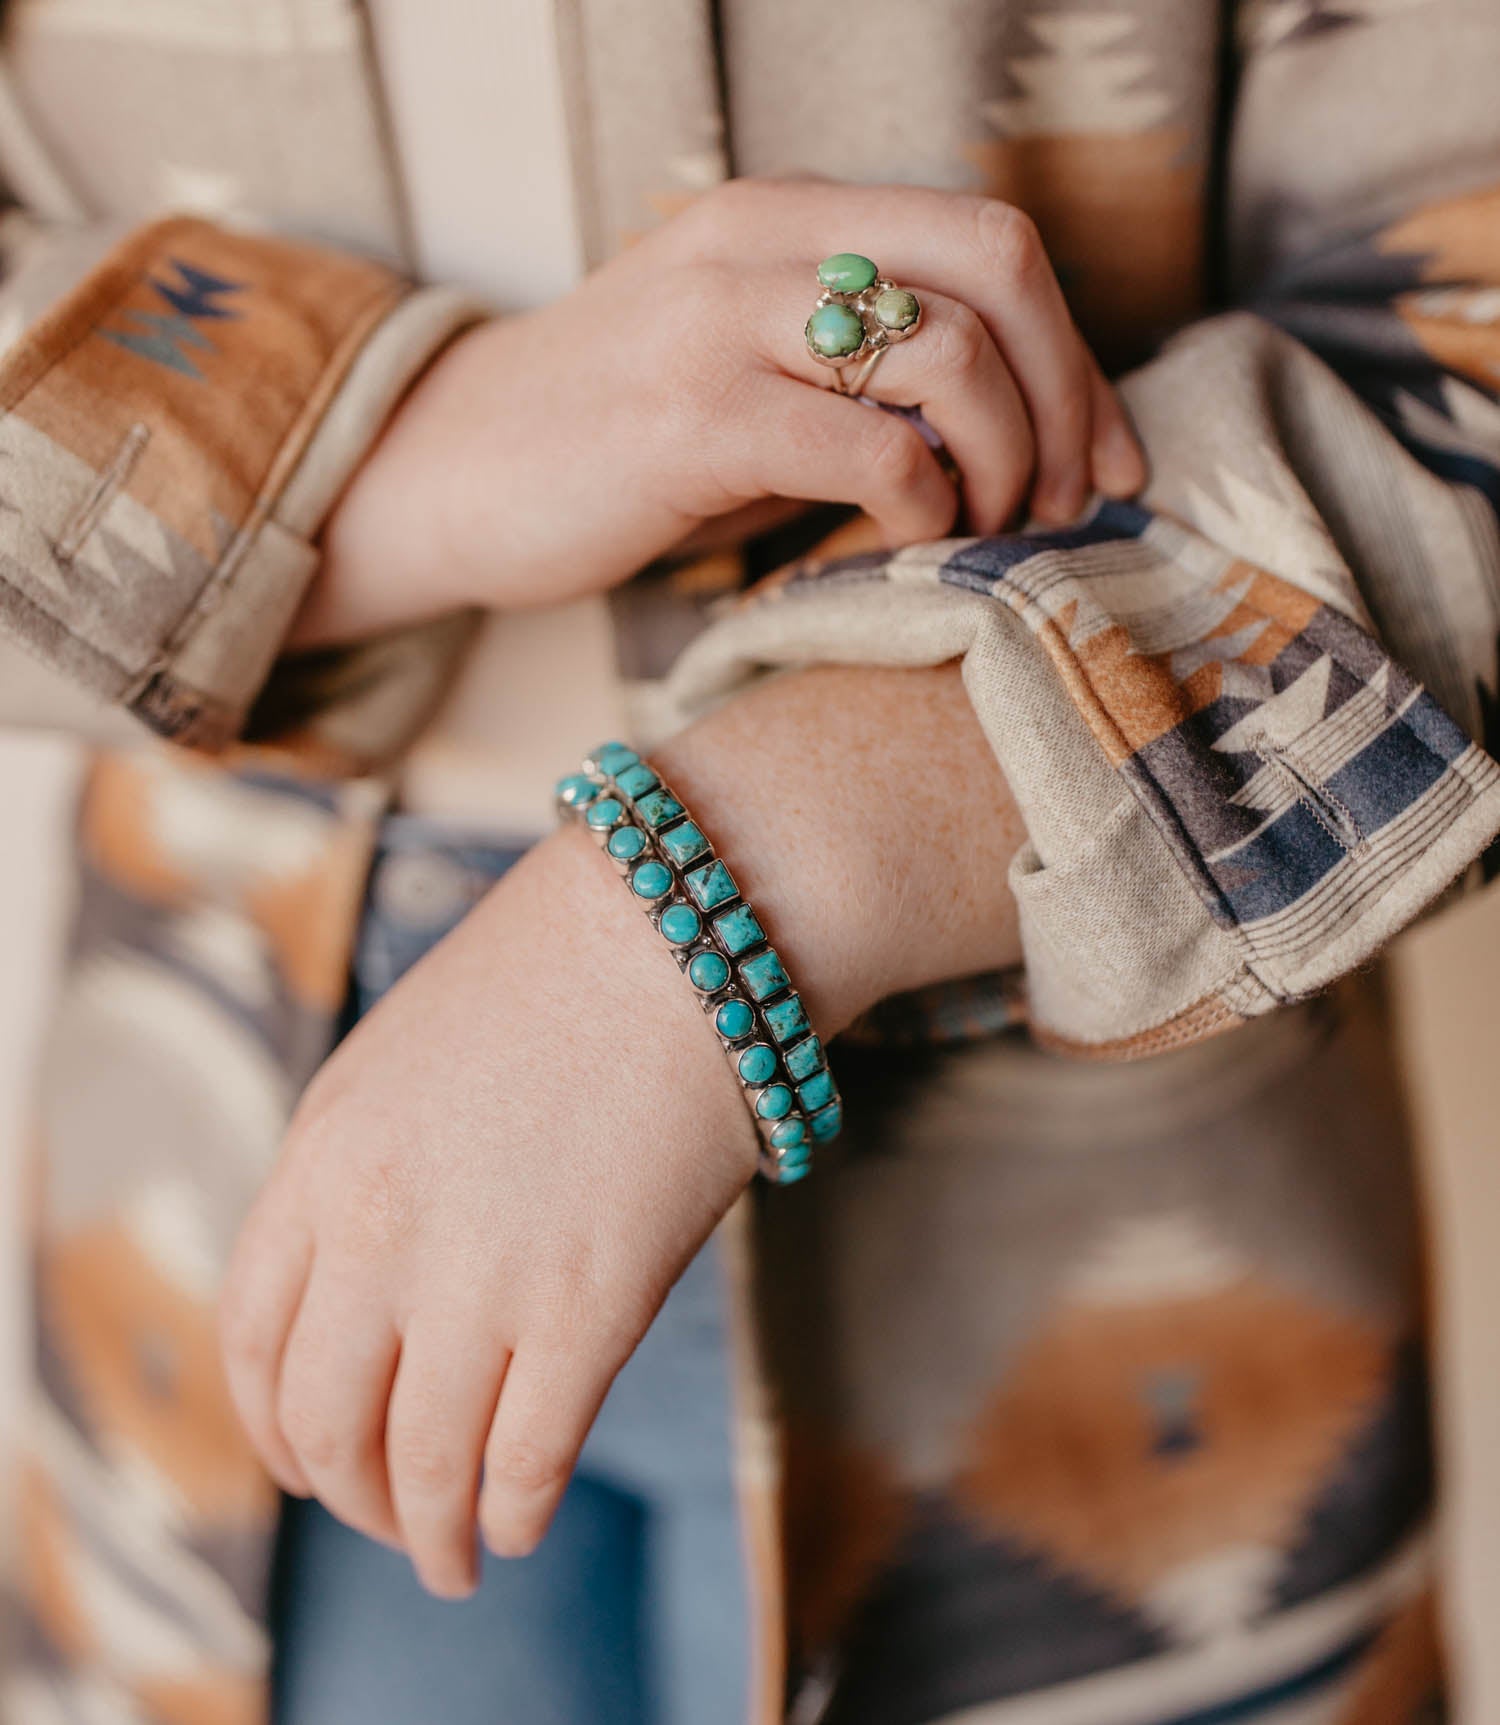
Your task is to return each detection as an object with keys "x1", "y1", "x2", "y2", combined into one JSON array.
[
  {"x1": 0, "y1": 214, "x2": 484, "y2": 756},
  {"x1": 649, "y1": 512, "x2": 1500, "y2": 1060}
]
